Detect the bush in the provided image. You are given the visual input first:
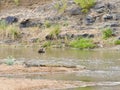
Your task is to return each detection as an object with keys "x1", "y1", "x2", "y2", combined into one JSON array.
[
  {"x1": 5, "y1": 56, "x2": 15, "y2": 65},
  {"x1": 69, "y1": 38, "x2": 96, "y2": 49},
  {"x1": 102, "y1": 27, "x2": 113, "y2": 39},
  {"x1": 74, "y1": 0, "x2": 96, "y2": 13},
  {"x1": 114, "y1": 40, "x2": 120, "y2": 45}
]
